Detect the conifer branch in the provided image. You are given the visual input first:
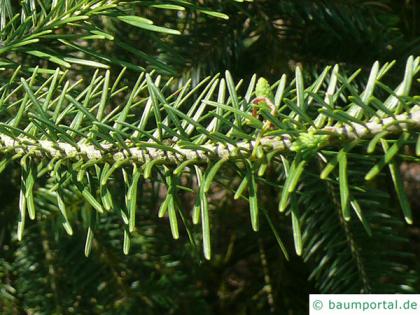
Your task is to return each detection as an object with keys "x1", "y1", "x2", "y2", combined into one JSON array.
[{"x1": 0, "y1": 106, "x2": 418, "y2": 164}]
